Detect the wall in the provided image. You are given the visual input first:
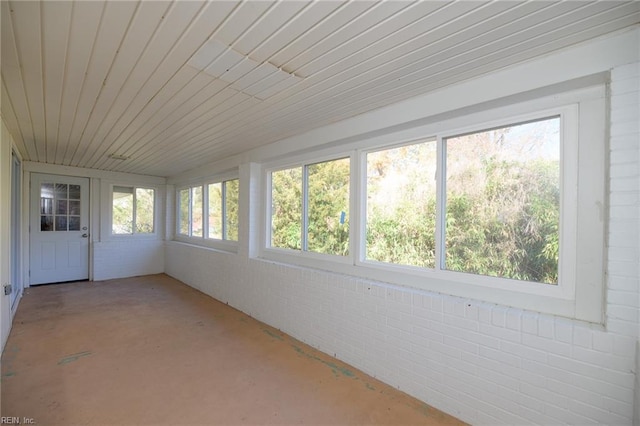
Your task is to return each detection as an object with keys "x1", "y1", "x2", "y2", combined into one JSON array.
[
  {"x1": 0, "y1": 119, "x2": 14, "y2": 352},
  {"x1": 23, "y1": 162, "x2": 166, "y2": 283},
  {"x1": 166, "y1": 29, "x2": 640, "y2": 425}
]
